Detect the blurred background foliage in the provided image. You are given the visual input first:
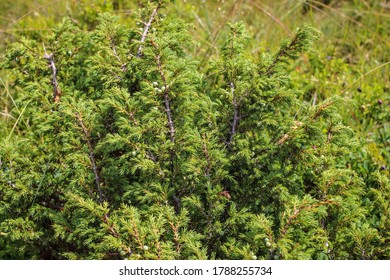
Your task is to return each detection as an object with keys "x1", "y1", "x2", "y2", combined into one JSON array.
[{"x1": 0, "y1": 0, "x2": 388, "y2": 191}]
